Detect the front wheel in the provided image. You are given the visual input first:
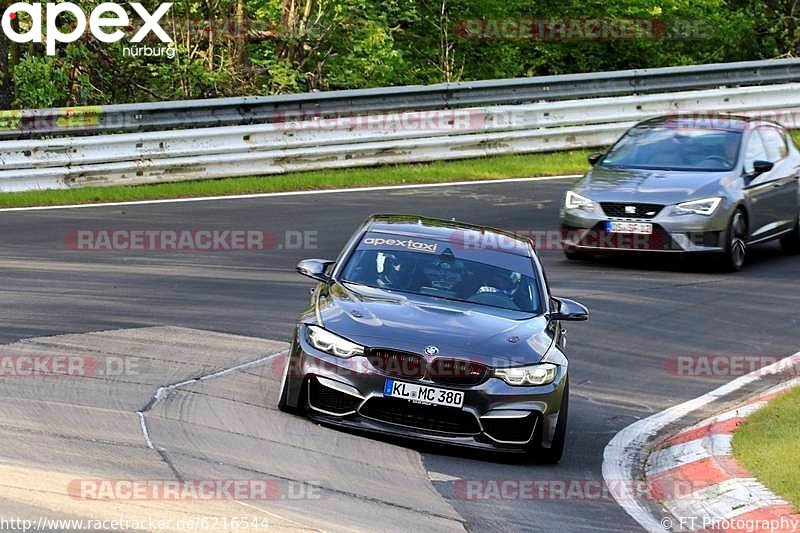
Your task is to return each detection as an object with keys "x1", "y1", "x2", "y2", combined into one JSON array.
[
  {"x1": 716, "y1": 210, "x2": 748, "y2": 272},
  {"x1": 780, "y1": 213, "x2": 800, "y2": 255},
  {"x1": 277, "y1": 376, "x2": 295, "y2": 413},
  {"x1": 277, "y1": 355, "x2": 302, "y2": 414}
]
